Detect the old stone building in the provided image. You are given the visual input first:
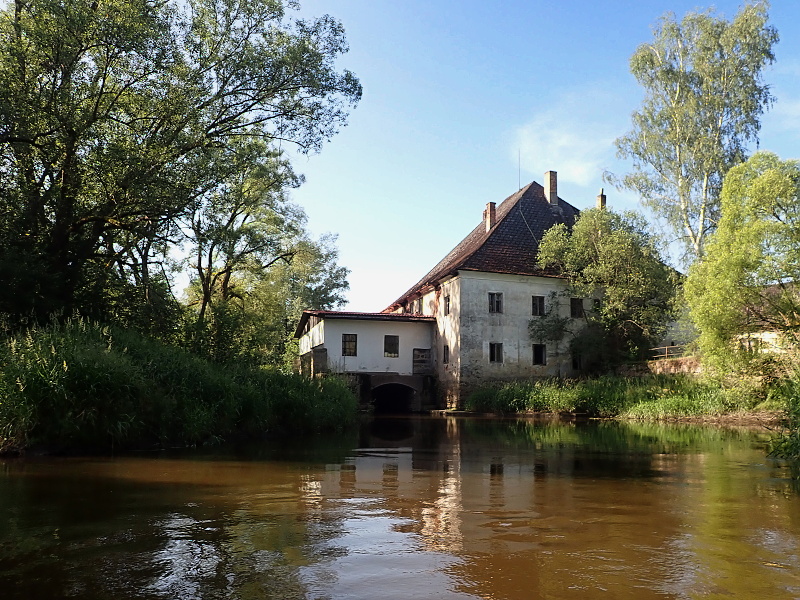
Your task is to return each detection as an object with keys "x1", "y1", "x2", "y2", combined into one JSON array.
[{"x1": 296, "y1": 171, "x2": 600, "y2": 410}]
